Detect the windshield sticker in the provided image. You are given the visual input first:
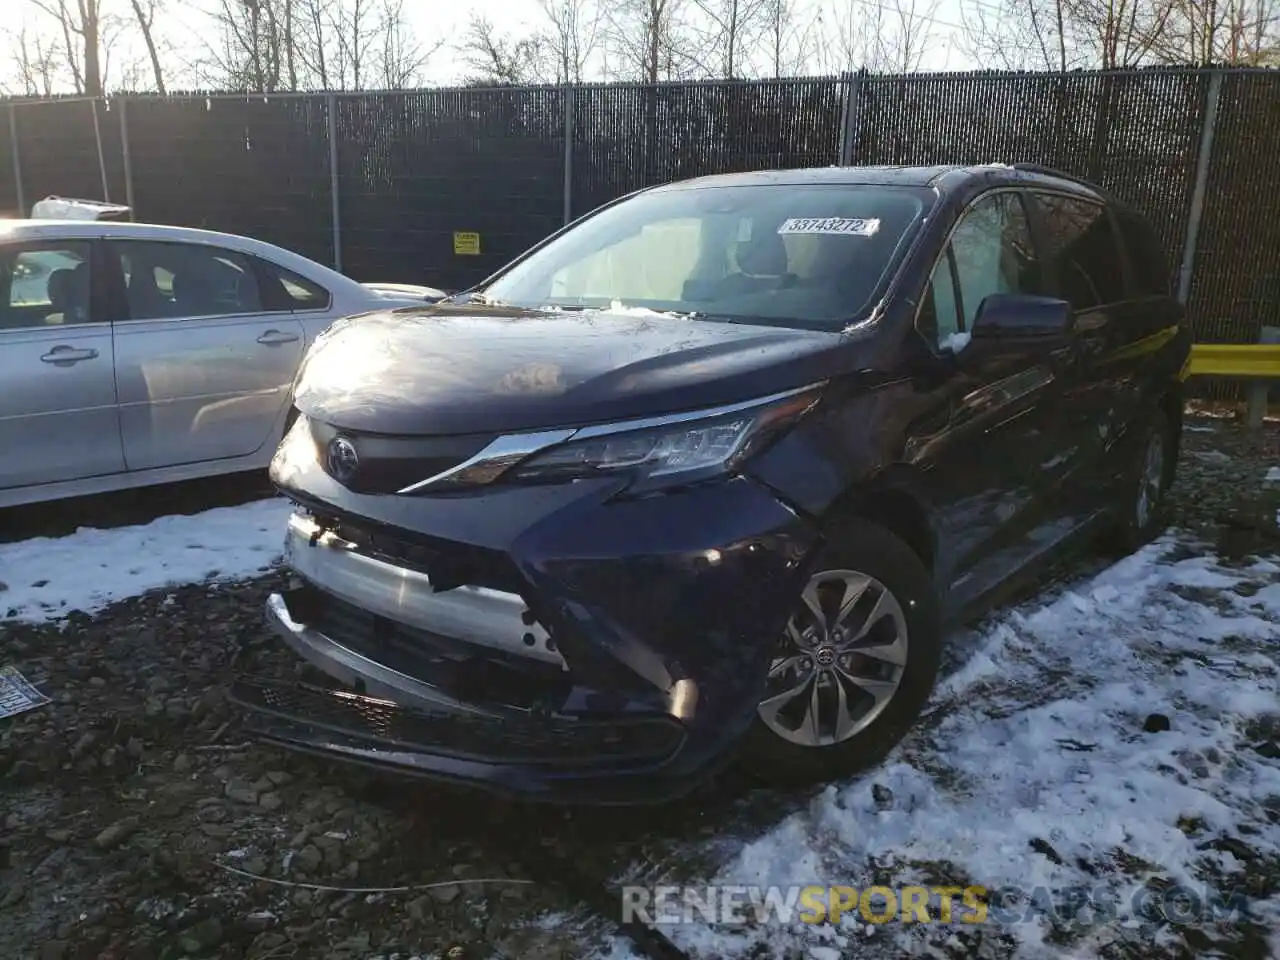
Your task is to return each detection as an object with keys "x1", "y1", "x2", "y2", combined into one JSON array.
[
  {"x1": 777, "y1": 217, "x2": 881, "y2": 237},
  {"x1": 736, "y1": 218, "x2": 753, "y2": 242}
]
